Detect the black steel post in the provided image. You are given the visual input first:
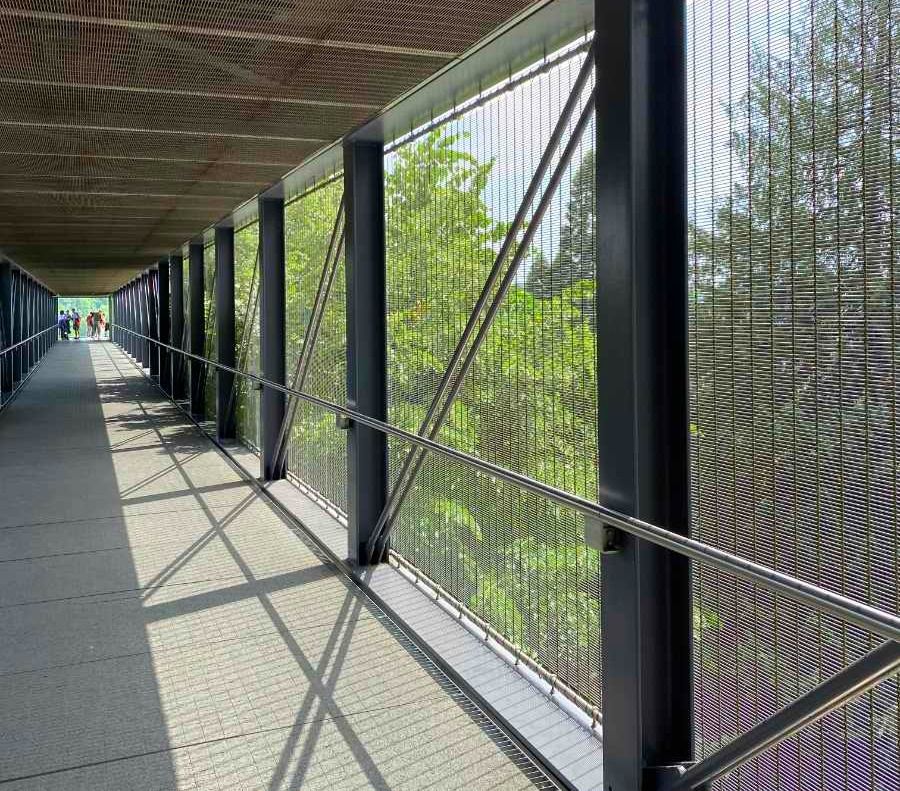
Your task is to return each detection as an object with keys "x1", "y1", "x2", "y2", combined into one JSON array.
[
  {"x1": 24, "y1": 279, "x2": 31, "y2": 368},
  {"x1": 126, "y1": 281, "x2": 134, "y2": 356},
  {"x1": 170, "y1": 254, "x2": 186, "y2": 400},
  {"x1": 12, "y1": 271, "x2": 22, "y2": 382},
  {"x1": 116, "y1": 289, "x2": 122, "y2": 346},
  {"x1": 343, "y1": 141, "x2": 388, "y2": 565},
  {"x1": 0, "y1": 261, "x2": 11, "y2": 393},
  {"x1": 158, "y1": 259, "x2": 171, "y2": 394},
  {"x1": 140, "y1": 272, "x2": 151, "y2": 367},
  {"x1": 259, "y1": 195, "x2": 286, "y2": 481},
  {"x1": 131, "y1": 279, "x2": 139, "y2": 358},
  {"x1": 189, "y1": 241, "x2": 205, "y2": 416},
  {"x1": 215, "y1": 226, "x2": 236, "y2": 440},
  {"x1": 130, "y1": 282, "x2": 137, "y2": 355},
  {"x1": 148, "y1": 269, "x2": 160, "y2": 376},
  {"x1": 594, "y1": 1, "x2": 692, "y2": 788}
]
